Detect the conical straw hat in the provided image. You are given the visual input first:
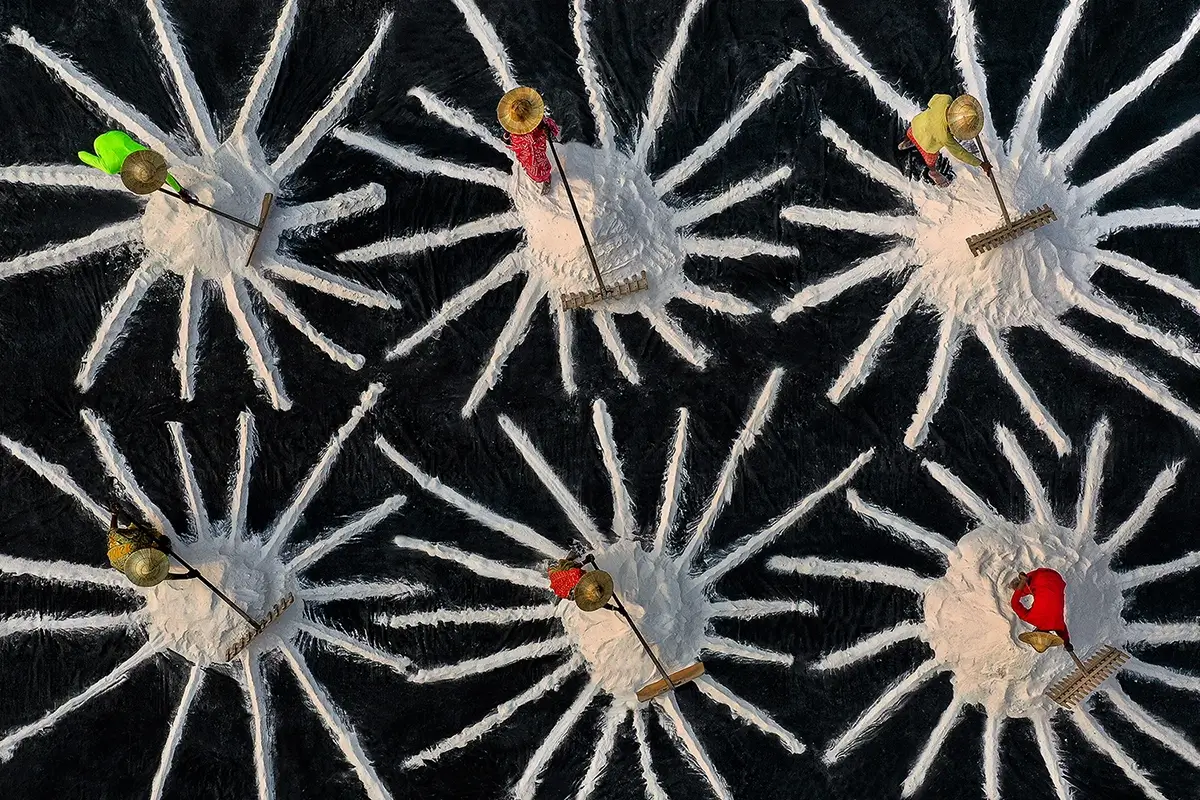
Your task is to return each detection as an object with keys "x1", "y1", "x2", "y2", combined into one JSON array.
[
  {"x1": 573, "y1": 569, "x2": 614, "y2": 612},
  {"x1": 123, "y1": 546, "x2": 171, "y2": 587},
  {"x1": 120, "y1": 149, "x2": 169, "y2": 195},
  {"x1": 947, "y1": 94, "x2": 984, "y2": 140},
  {"x1": 498, "y1": 87, "x2": 546, "y2": 135},
  {"x1": 1018, "y1": 630, "x2": 1065, "y2": 653}
]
